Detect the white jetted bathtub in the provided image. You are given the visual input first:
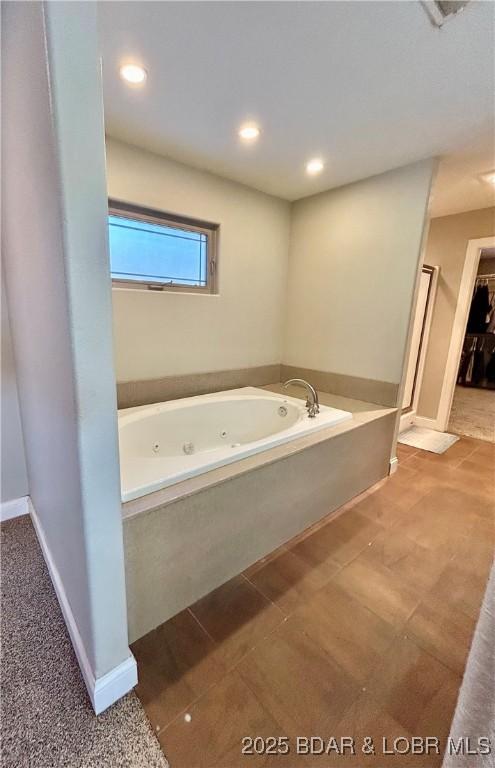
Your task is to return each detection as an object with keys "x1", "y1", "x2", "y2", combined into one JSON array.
[{"x1": 118, "y1": 386, "x2": 352, "y2": 501}]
